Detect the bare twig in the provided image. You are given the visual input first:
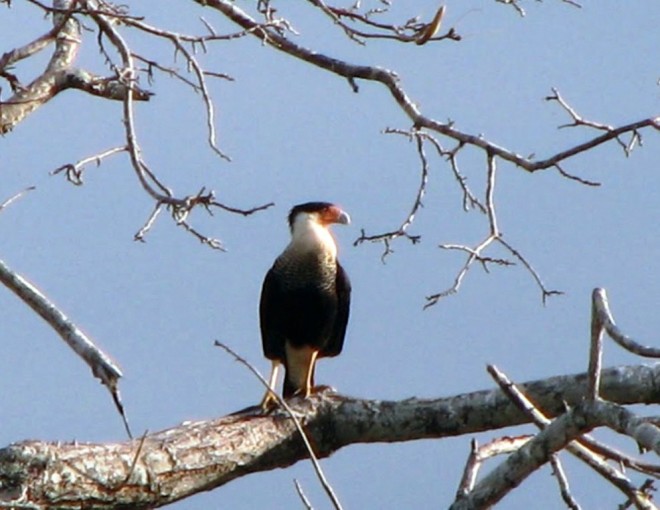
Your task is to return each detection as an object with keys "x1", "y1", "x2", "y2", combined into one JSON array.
[
  {"x1": 495, "y1": 0, "x2": 581, "y2": 17},
  {"x1": 425, "y1": 155, "x2": 499, "y2": 305},
  {"x1": 588, "y1": 289, "x2": 605, "y2": 401},
  {"x1": 0, "y1": 186, "x2": 36, "y2": 213},
  {"x1": 51, "y1": 146, "x2": 127, "y2": 185},
  {"x1": 455, "y1": 435, "x2": 531, "y2": 498},
  {"x1": 593, "y1": 288, "x2": 660, "y2": 358},
  {"x1": 190, "y1": 0, "x2": 659, "y2": 301},
  {"x1": 121, "y1": 430, "x2": 149, "y2": 485},
  {"x1": 134, "y1": 203, "x2": 163, "y2": 242},
  {"x1": 426, "y1": 154, "x2": 561, "y2": 306},
  {"x1": 550, "y1": 455, "x2": 582, "y2": 510},
  {"x1": 547, "y1": 88, "x2": 640, "y2": 157},
  {"x1": 294, "y1": 479, "x2": 315, "y2": 510},
  {"x1": 354, "y1": 128, "x2": 426, "y2": 260},
  {"x1": 306, "y1": 0, "x2": 459, "y2": 45},
  {"x1": 165, "y1": 35, "x2": 231, "y2": 161},
  {"x1": 497, "y1": 236, "x2": 563, "y2": 305},
  {"x1": 428, "y1": 137, "x2": 486, "y2": 213}
]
